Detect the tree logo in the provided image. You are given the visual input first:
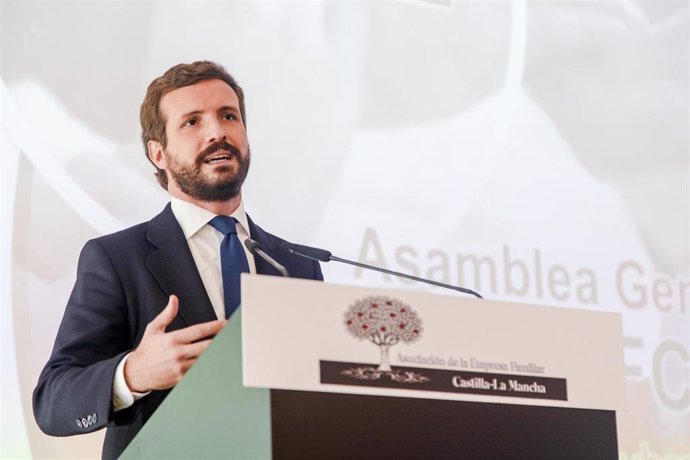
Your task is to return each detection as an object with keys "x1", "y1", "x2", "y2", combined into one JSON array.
[{"x1": 342, "y1": 296, "x2": 430, "y2": 383}]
